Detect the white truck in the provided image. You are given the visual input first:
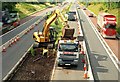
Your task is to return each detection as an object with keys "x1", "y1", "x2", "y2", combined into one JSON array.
[{"x1": 57, "y1": 28, "x2": 82, "y2": 66}]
